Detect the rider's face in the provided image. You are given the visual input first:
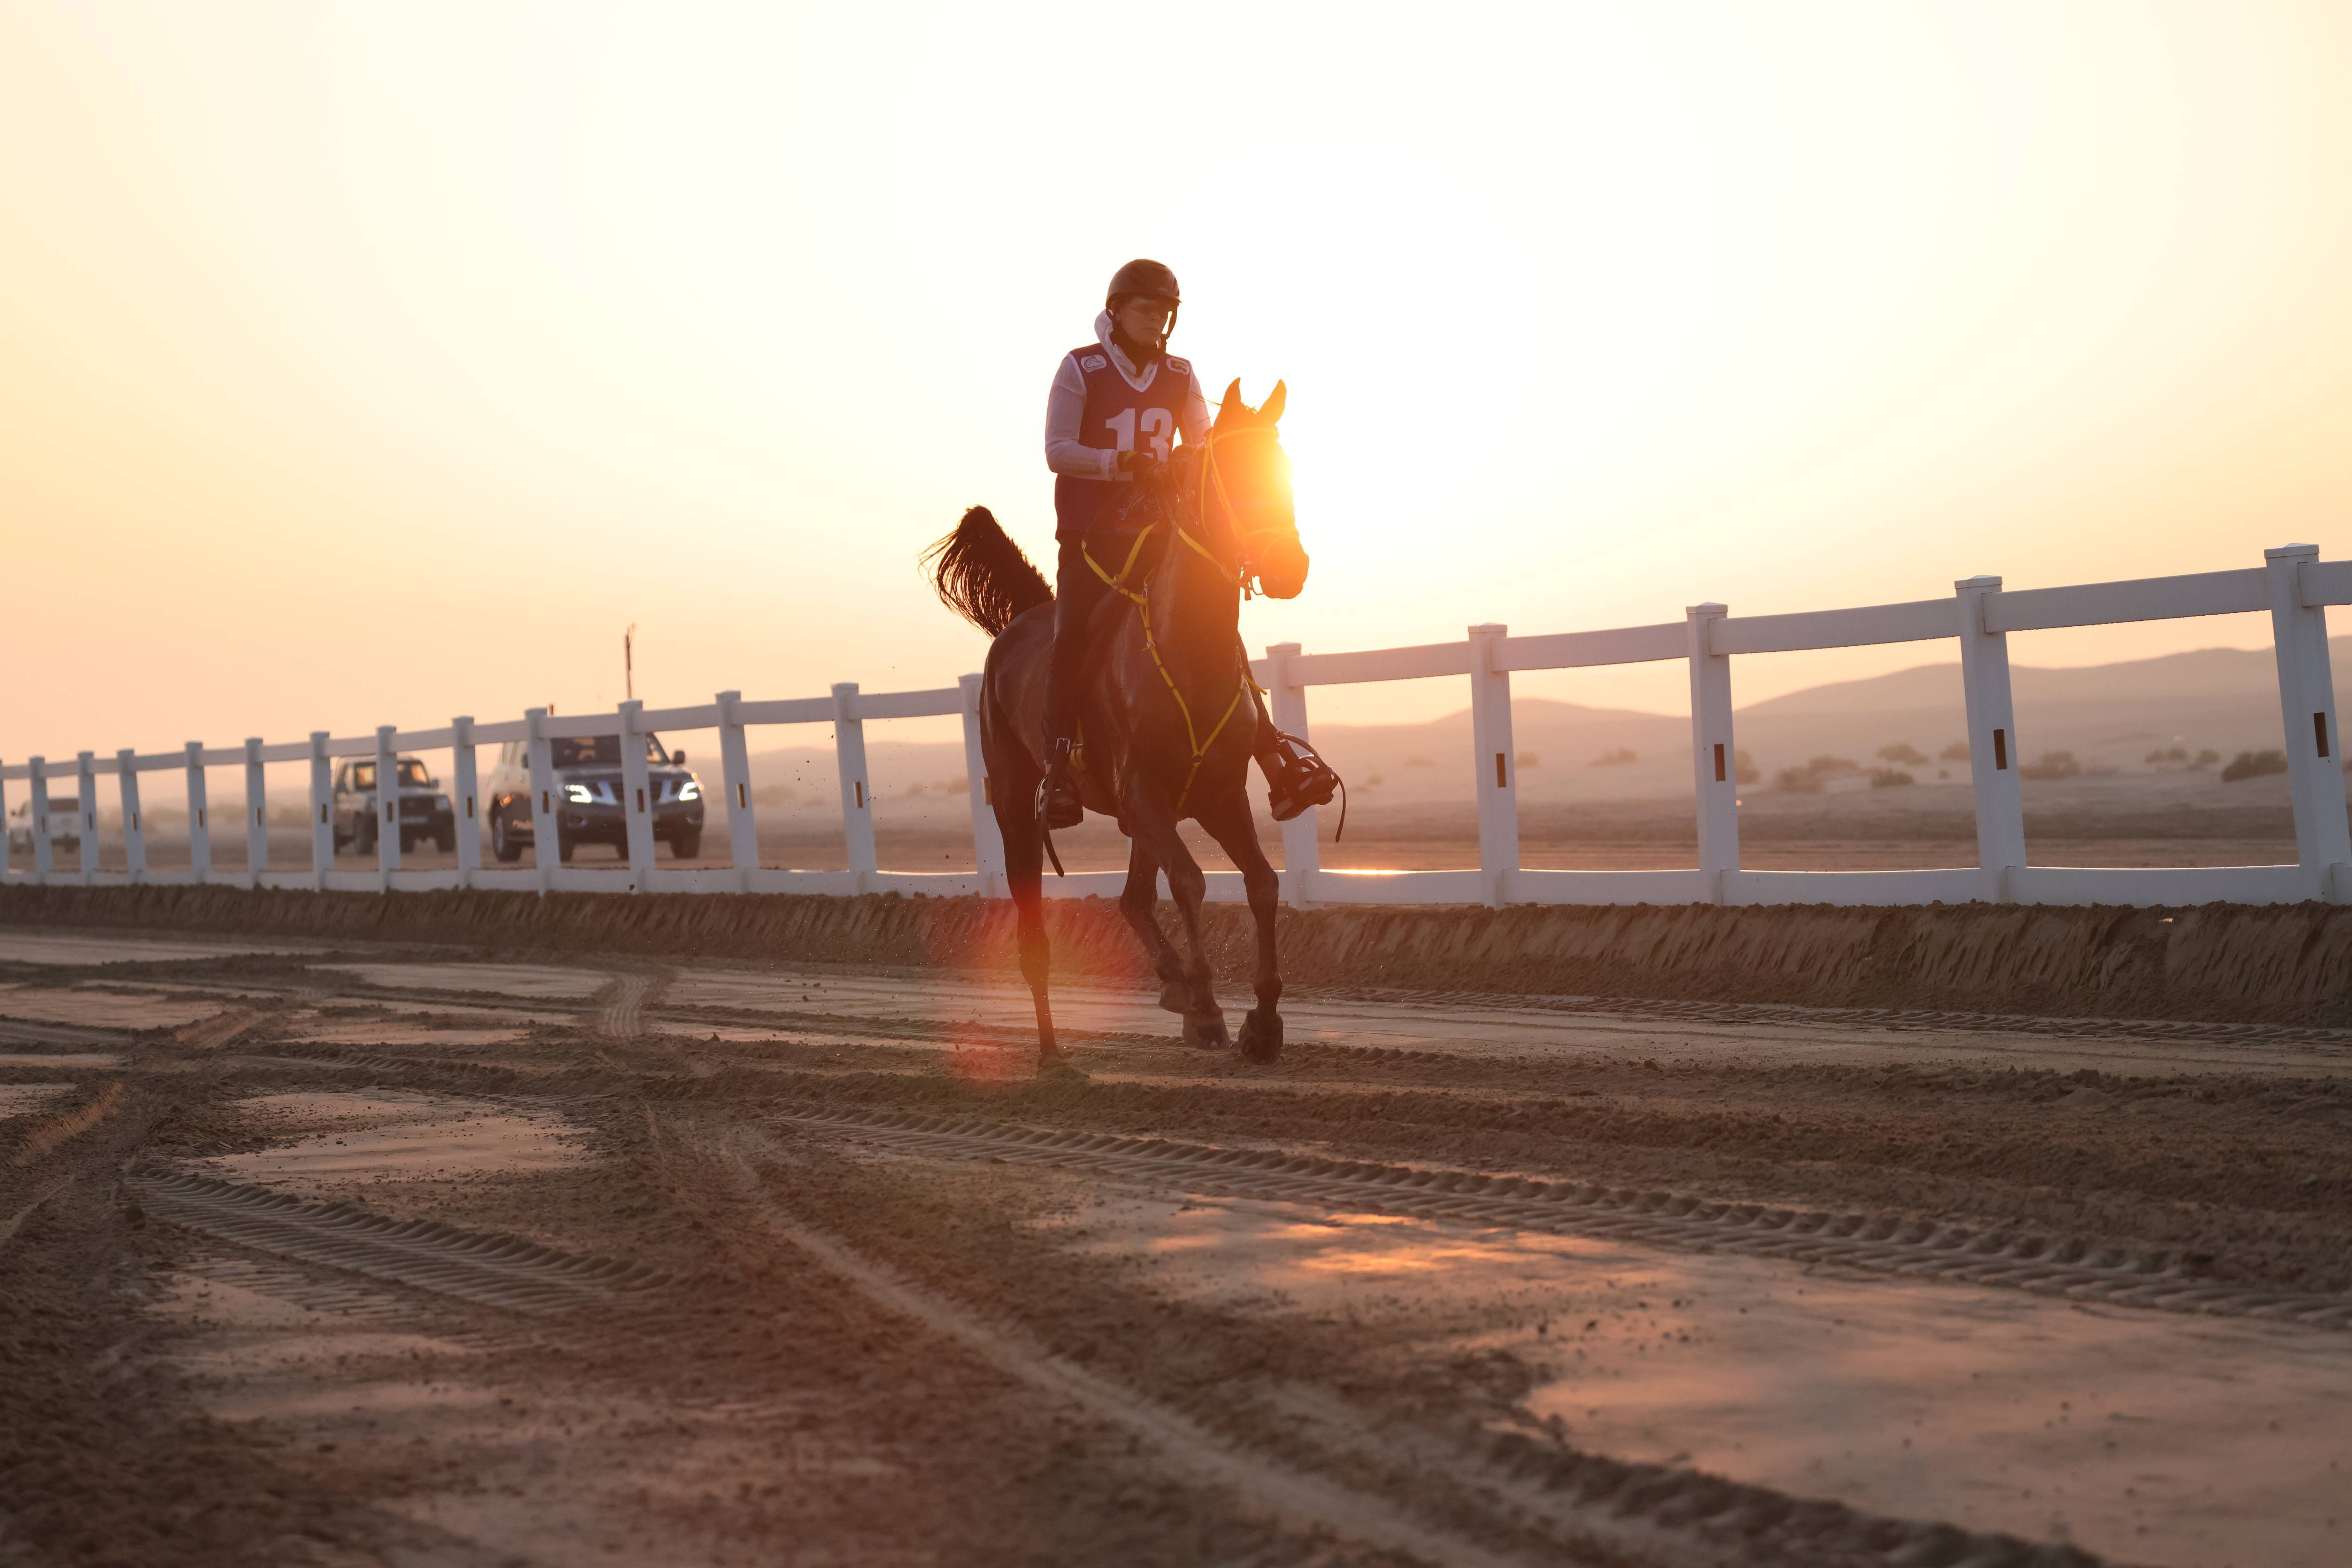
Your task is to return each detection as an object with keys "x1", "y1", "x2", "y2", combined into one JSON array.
[{"x1": 1113, "y1": 295, "x2": 1175, "y2": 350}]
